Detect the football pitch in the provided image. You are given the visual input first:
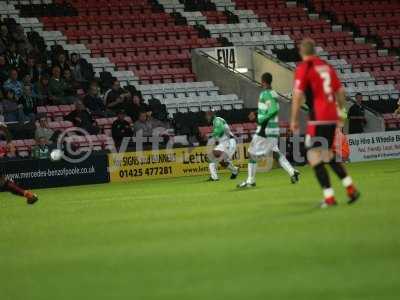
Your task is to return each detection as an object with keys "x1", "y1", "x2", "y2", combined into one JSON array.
[{"x1": 1, "y1": 159, "x2": 399, "y2": 300}]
